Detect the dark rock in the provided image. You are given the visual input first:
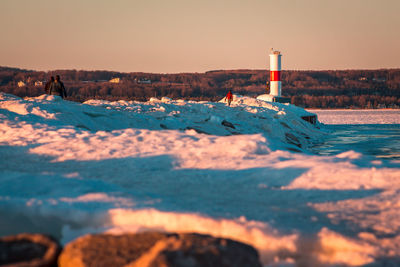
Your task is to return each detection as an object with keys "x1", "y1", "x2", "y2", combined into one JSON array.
[
  {"x1": 184, "y1": 127, "x2": 209, "y2": 134},
  {"x1": 59, "y1": 232, "x2": 262, "y2": 267},
  {"x1": 280, "y1": 121, "x2": 291, "y2": 129},
  {"x1": 137, "y1": 233, "x2": 262, "y2": 267},
  {"x1": 0, "y1": 233, "x2": 61, "y2": 267},
  {"x1": 58, "y1": 232, "x2": 168, "y2": 267},
  {"x1": 221, "y1": 120, "x2": 235, "y2": 129},
  {"x1": 285, "y1": 133, "x2": 302, "y2": 148}
]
